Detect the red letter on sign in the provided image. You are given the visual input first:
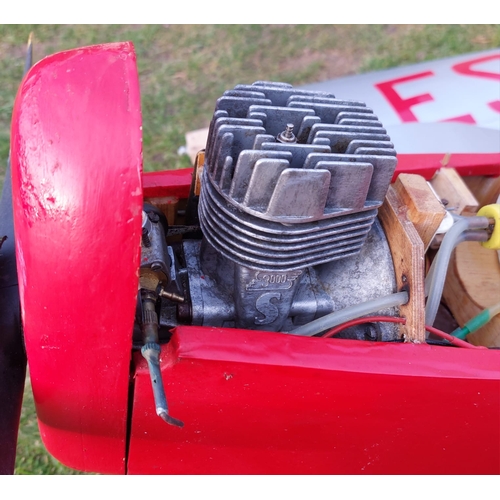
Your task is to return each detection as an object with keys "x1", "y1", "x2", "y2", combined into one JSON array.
[
  {"x1": 489, "y1": 100, "x2": 500, "y2": 113},
  {"x1": 375, "y1": 71, "x2": 434, "y2": 122},
  {"x1": 453, "y1": 54, "x2": 500, "y2": 81}
]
